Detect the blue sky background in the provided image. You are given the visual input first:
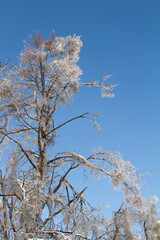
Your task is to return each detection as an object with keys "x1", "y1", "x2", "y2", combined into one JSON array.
[{"x1": 0, "y1": 0, "x2": 160, "y2": 216}]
